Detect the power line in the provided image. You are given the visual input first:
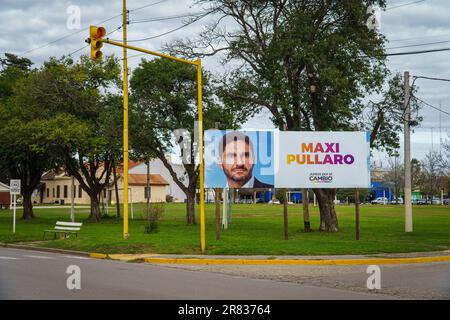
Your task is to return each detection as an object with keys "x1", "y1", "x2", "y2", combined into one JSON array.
[
  {"x1": 413, "y1": 96, "x2": 450, "y2": 116},
  {"x1": 130, "y1": 12, "x2": 204, "y2": 24},
  {"x1": 19, "y1": 14, "x2": 122, "y2": 57},
  {"x1": 387, "y1": 40, "x2": 450, "y2": 50},
  {"x1": 112, "y1": 10, "x2": 215, "y2": 43},
  {"x1": 363, "y1": 47, "x2": 450, "y2": 58},
  {"x1": 385, "y1": 0, "x2": 426, "y2": 11},
  {"x1": 413, "y1": 76, "x2": 450, "y2": 82},
  {"x1": 16, "y1": 0, "x2": 166, "y2": 57},
  {"x1": 129, "y1": 0, "x2": 168, "y2": 12}
]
